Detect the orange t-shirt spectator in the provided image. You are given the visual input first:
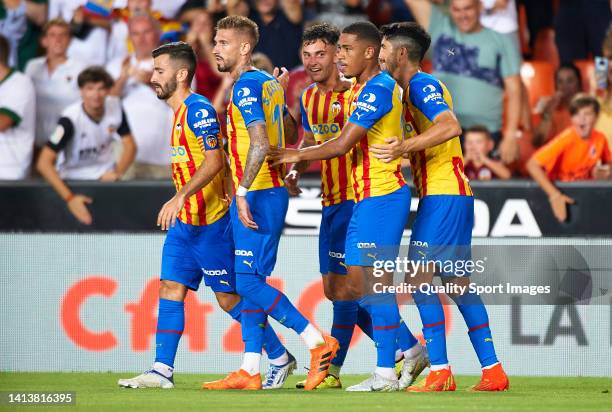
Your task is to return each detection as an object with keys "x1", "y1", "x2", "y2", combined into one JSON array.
[
  {"x1": 532, "y1": 124, "x2": 610, "y2": 181},
  {"x1": 527, "y1": 94, "x2": 611, "y2": 222}
]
